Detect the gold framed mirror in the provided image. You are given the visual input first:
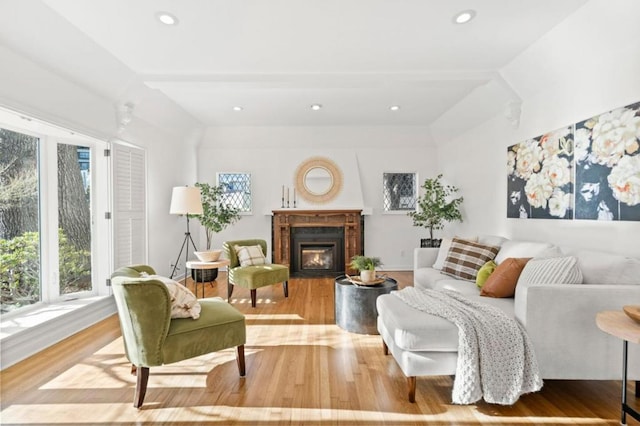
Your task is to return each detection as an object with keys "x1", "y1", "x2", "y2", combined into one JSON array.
[{"x1": 295, "y1": 157, "x2": 343, "y2": 204}]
